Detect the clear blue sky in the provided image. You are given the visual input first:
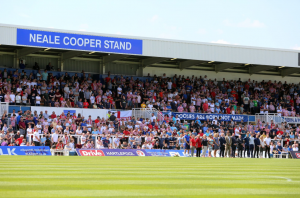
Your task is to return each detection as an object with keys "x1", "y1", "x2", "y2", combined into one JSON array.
[{"x1": 1, "y1": 0, "x2": 299, "y2": 50}]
